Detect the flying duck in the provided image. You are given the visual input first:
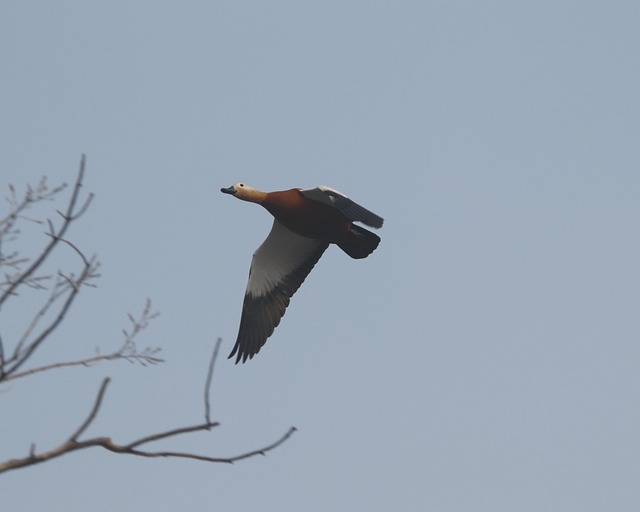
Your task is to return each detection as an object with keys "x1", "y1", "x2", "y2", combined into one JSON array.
[{"x1": 221, "y1": 183, "x2": 383, "y2": 363}]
